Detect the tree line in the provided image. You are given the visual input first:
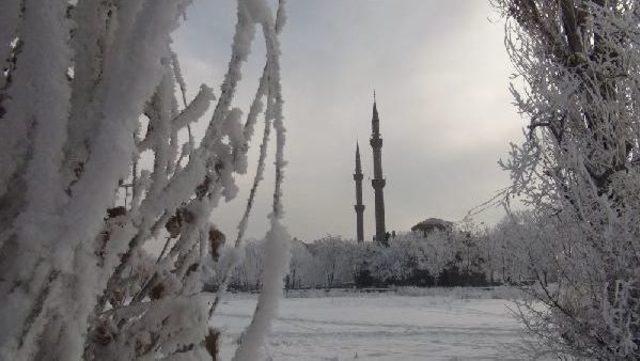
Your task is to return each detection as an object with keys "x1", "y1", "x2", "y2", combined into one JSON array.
[{"x1": 214, "y1": 213, "x2": 556, "y2": 291}]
